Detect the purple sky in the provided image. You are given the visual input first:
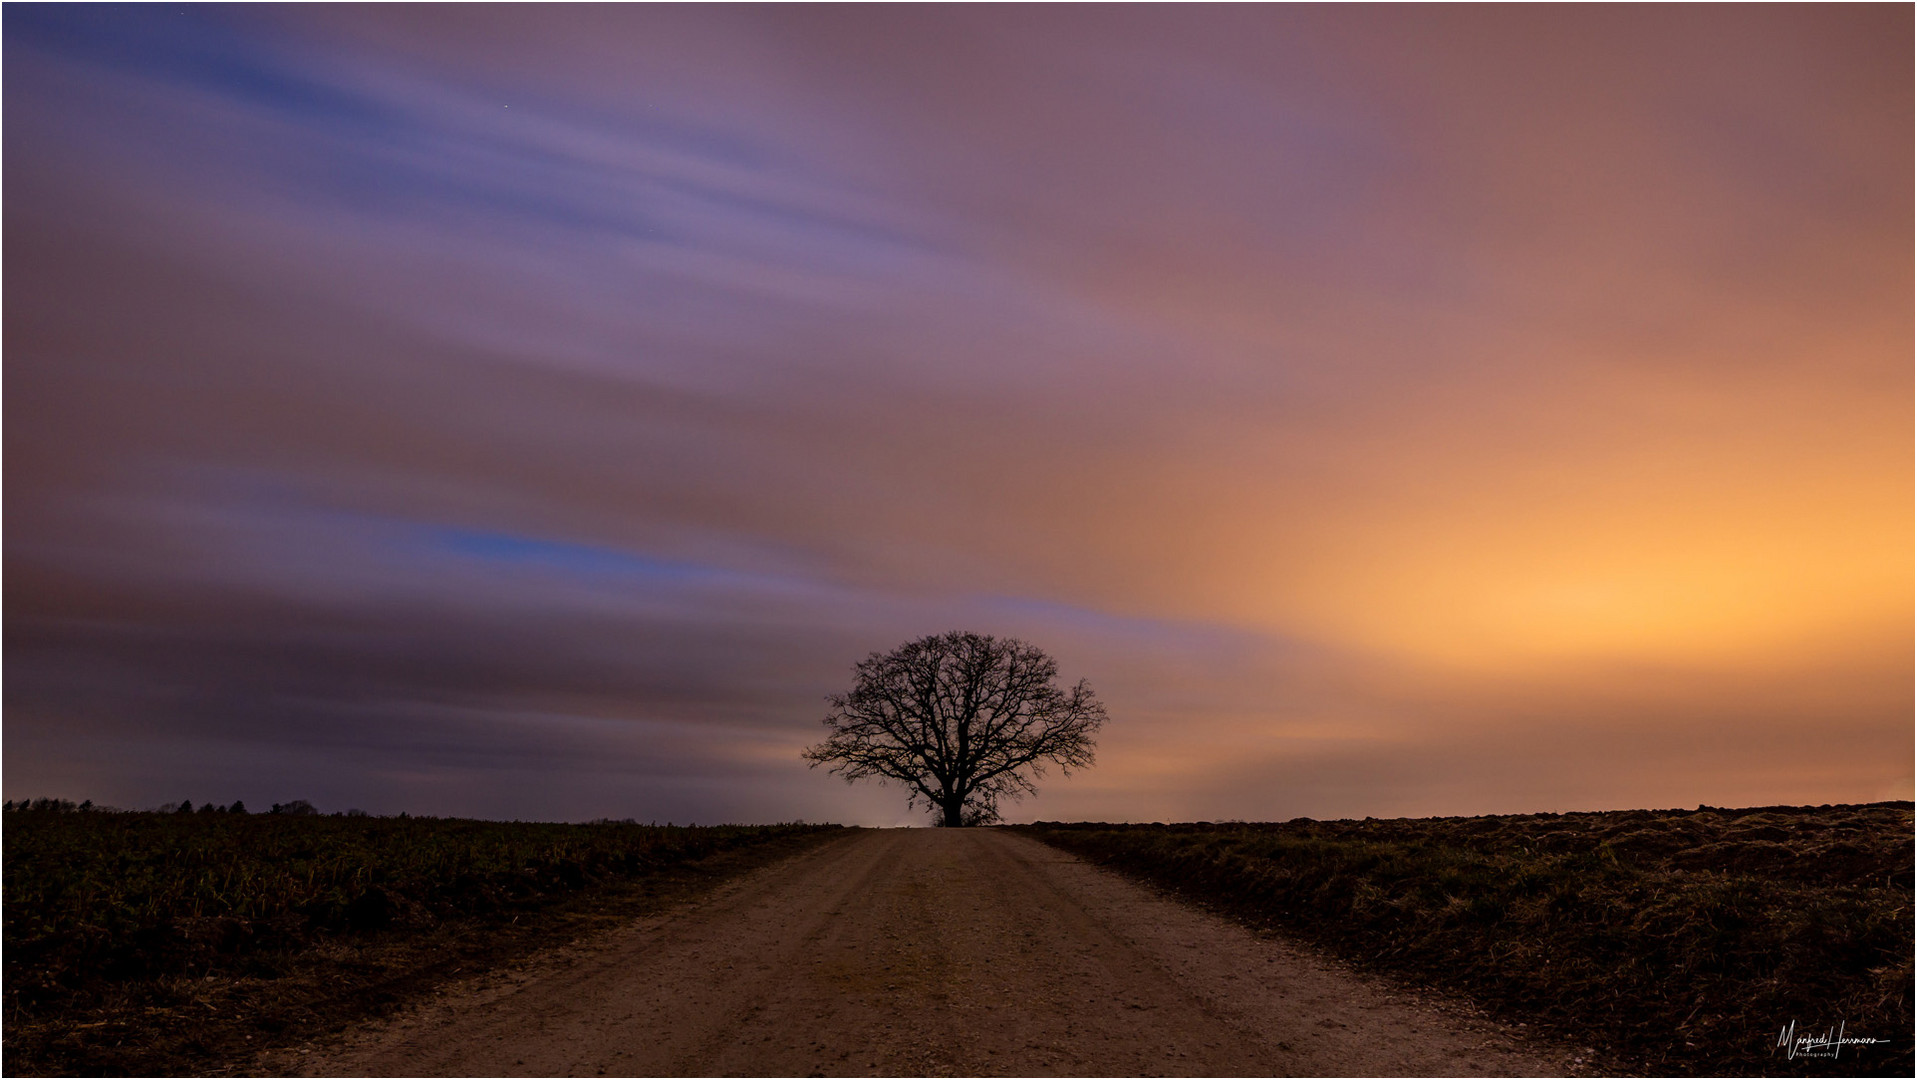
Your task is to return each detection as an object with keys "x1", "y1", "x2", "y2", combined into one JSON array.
[{"x1": 5, "y1": 5, "x2": 1910, "y2": 824}]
